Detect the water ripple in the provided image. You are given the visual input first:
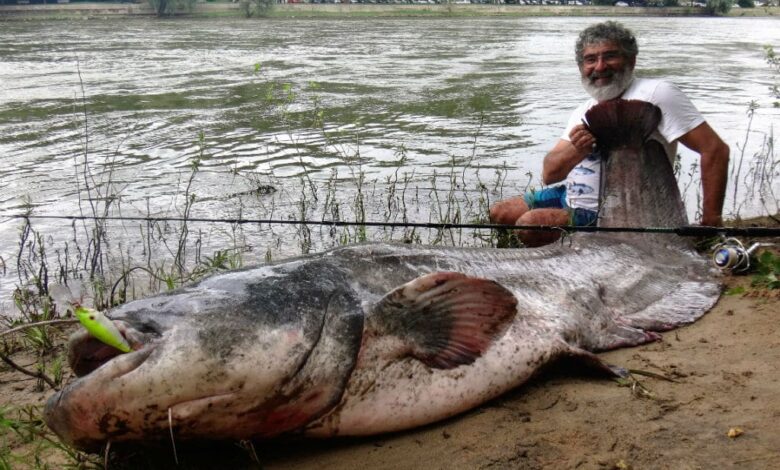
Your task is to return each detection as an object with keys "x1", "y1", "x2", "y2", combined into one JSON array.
[{"x1": 0, "y1": 17, "x2": 778, "y2": 290}]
